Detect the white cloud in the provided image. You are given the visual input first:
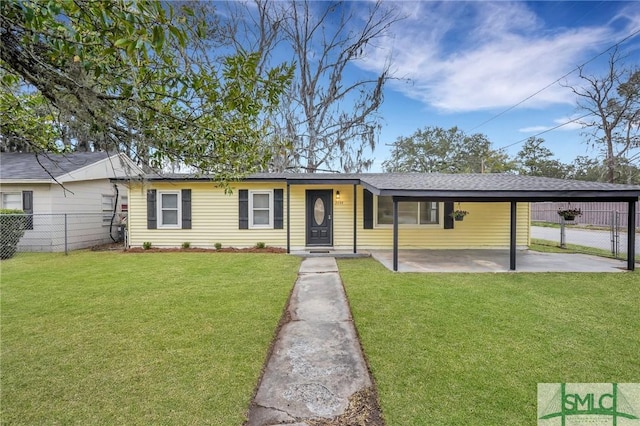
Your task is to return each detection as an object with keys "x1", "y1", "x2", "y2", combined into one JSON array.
[
  {"x1": 519, "y1": 126, "x2": 551, "y2": 133},
  {"x1": 519, "y1": 115, "x2": 587, "y2": 133},
  {"x1": 357, "y1": 2, "x2": 620, "y2": 112}
]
